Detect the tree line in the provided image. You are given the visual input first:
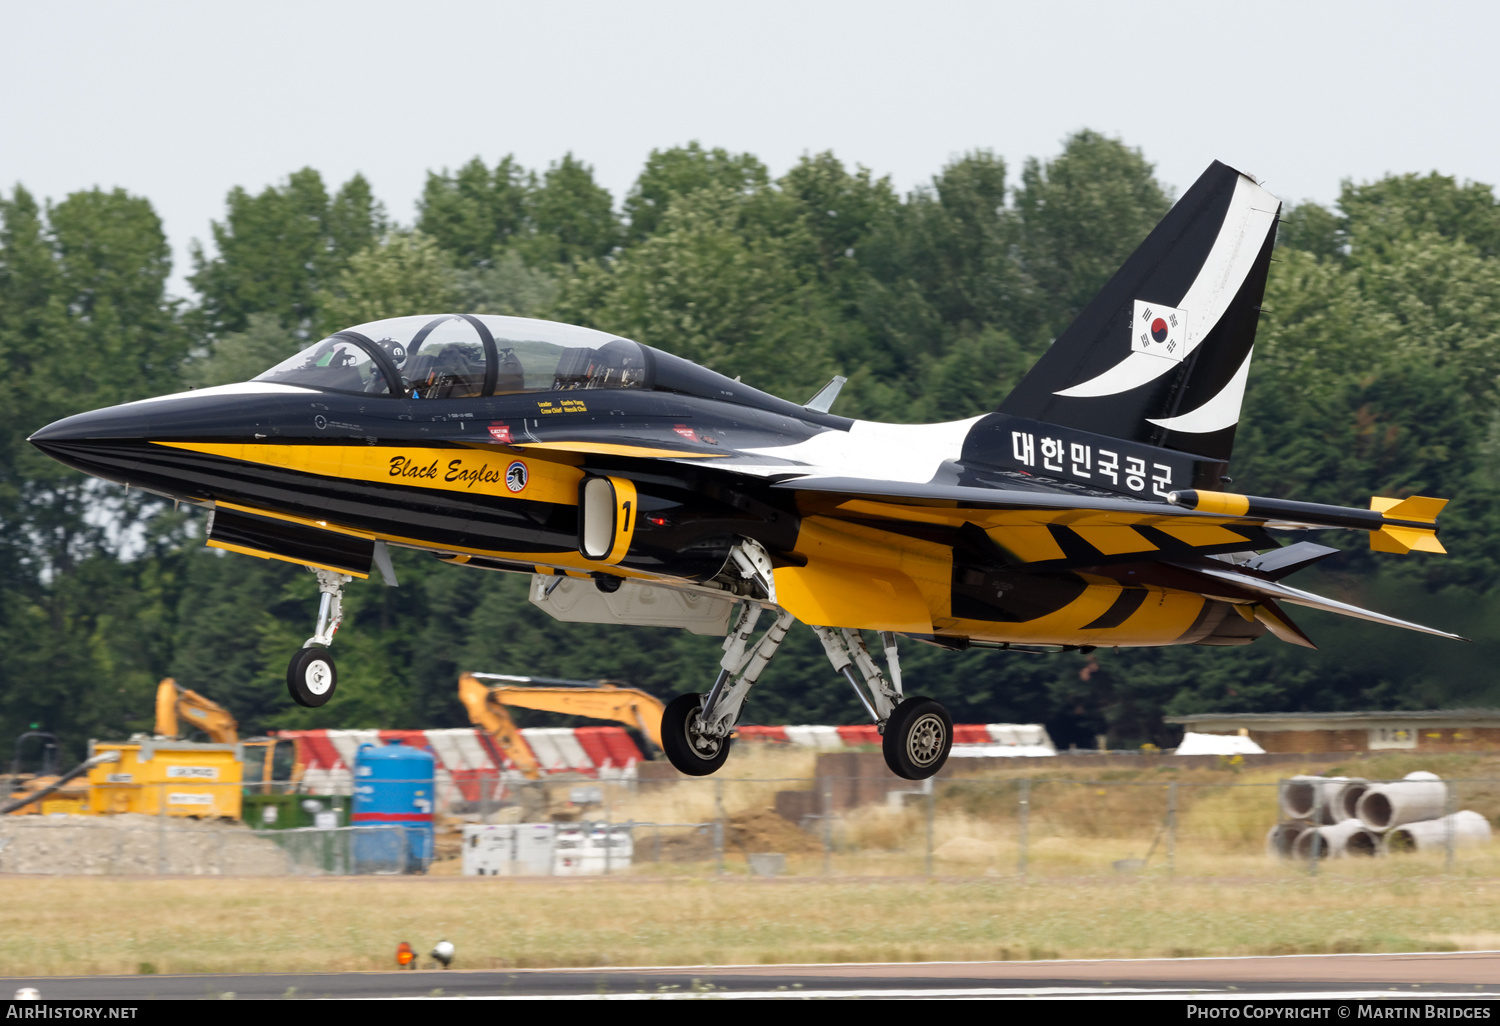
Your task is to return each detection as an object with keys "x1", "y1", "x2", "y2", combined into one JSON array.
[{"x1": 4, "y1": 132, "x2": 1500, "y2": 758}]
